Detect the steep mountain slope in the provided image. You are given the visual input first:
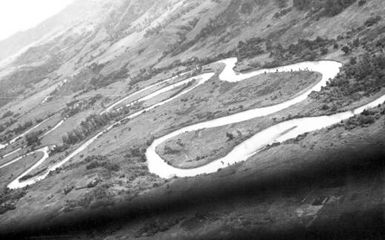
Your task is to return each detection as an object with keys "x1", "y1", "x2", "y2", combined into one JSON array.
[
  {"x1": 2, "y1": 0, "x2": 383, "y2": 90},
  {"x1": 0, "y1": 0, "x2": 385, "y2": 238}
]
